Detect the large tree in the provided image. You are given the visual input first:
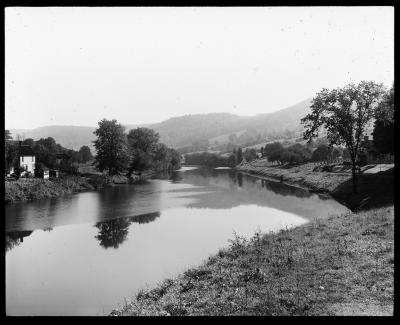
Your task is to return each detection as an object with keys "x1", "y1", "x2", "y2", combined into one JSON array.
[
  {"x1": 301, "y1": 81, "x2": 386, "y2": 193},
  {"x1": 127, "y1": 127, "x2": 160, "y2": 175},
  {"x1": 93, "y1": 119, "x2": 130, "y2": 175},
  {"x1": 34, "y1": 137, "x2": 59, "y2": 168},
  {"x1": 311, "y1": 144, "x2": 332, "y2": 163},
  {"x1": 153, "y1": 142, "x2": 170, "y2": 171},
  {"x1": 78, "y1": 145, "x2": 93, "y2": 163},
  {"x1": 168, "y1": 148, "x2": 182, "y2": 171},
  {"x1": 264, "y1": 142, "x2": 285, "y2": 164}
]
